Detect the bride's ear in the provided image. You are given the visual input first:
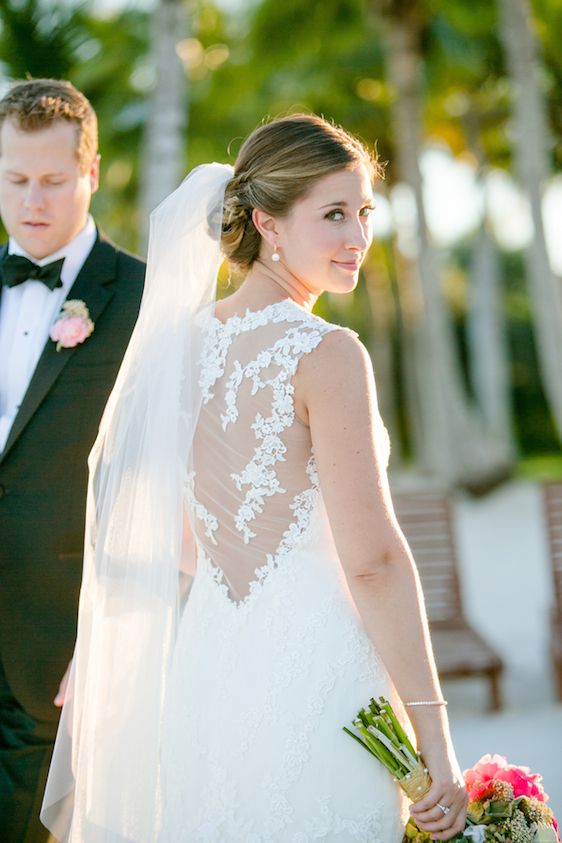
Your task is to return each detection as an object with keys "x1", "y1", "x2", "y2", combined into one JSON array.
[{"x1": 252, "y1": 208, "x2": 279, "y2": 249}]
